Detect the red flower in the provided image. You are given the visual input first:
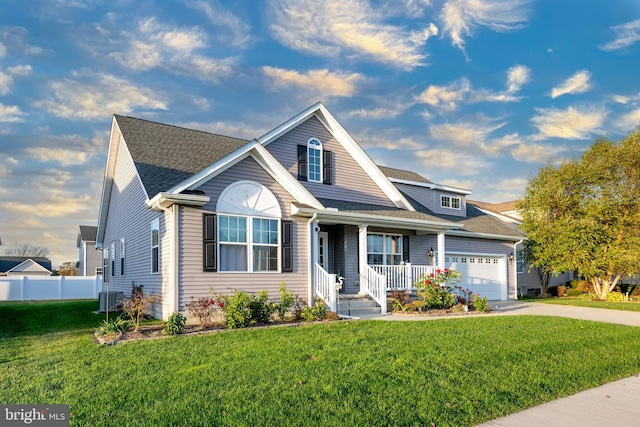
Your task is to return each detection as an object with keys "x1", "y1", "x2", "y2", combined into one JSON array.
[
  {"x1": 444, "y1": 268, "x2": 449, "y2": 272},
  {"x1": 433, "y1": 284, "x2": 437, "y2": 287},
  {"x1": 209, "y1": 299, "x2": 215, "y2": 305},
  {"x1": 436, "y1": 269, "x2": 442, "y2": 274},
  {"x1": 430, "y1": 273, "x2": 435, "y2": 278},
  {"x1": 219, "y1": 301, "x2": 224, "y2": 308}
]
